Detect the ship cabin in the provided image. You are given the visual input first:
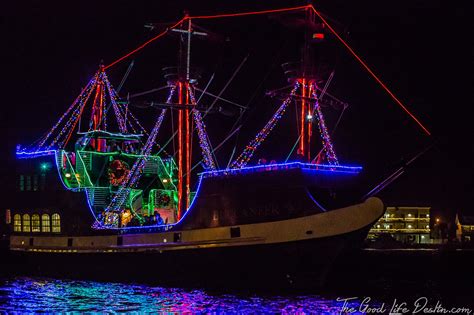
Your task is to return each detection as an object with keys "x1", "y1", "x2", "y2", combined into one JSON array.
[{"x1": 13, "y1": 130, "x2": 180, "y2": 235}]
